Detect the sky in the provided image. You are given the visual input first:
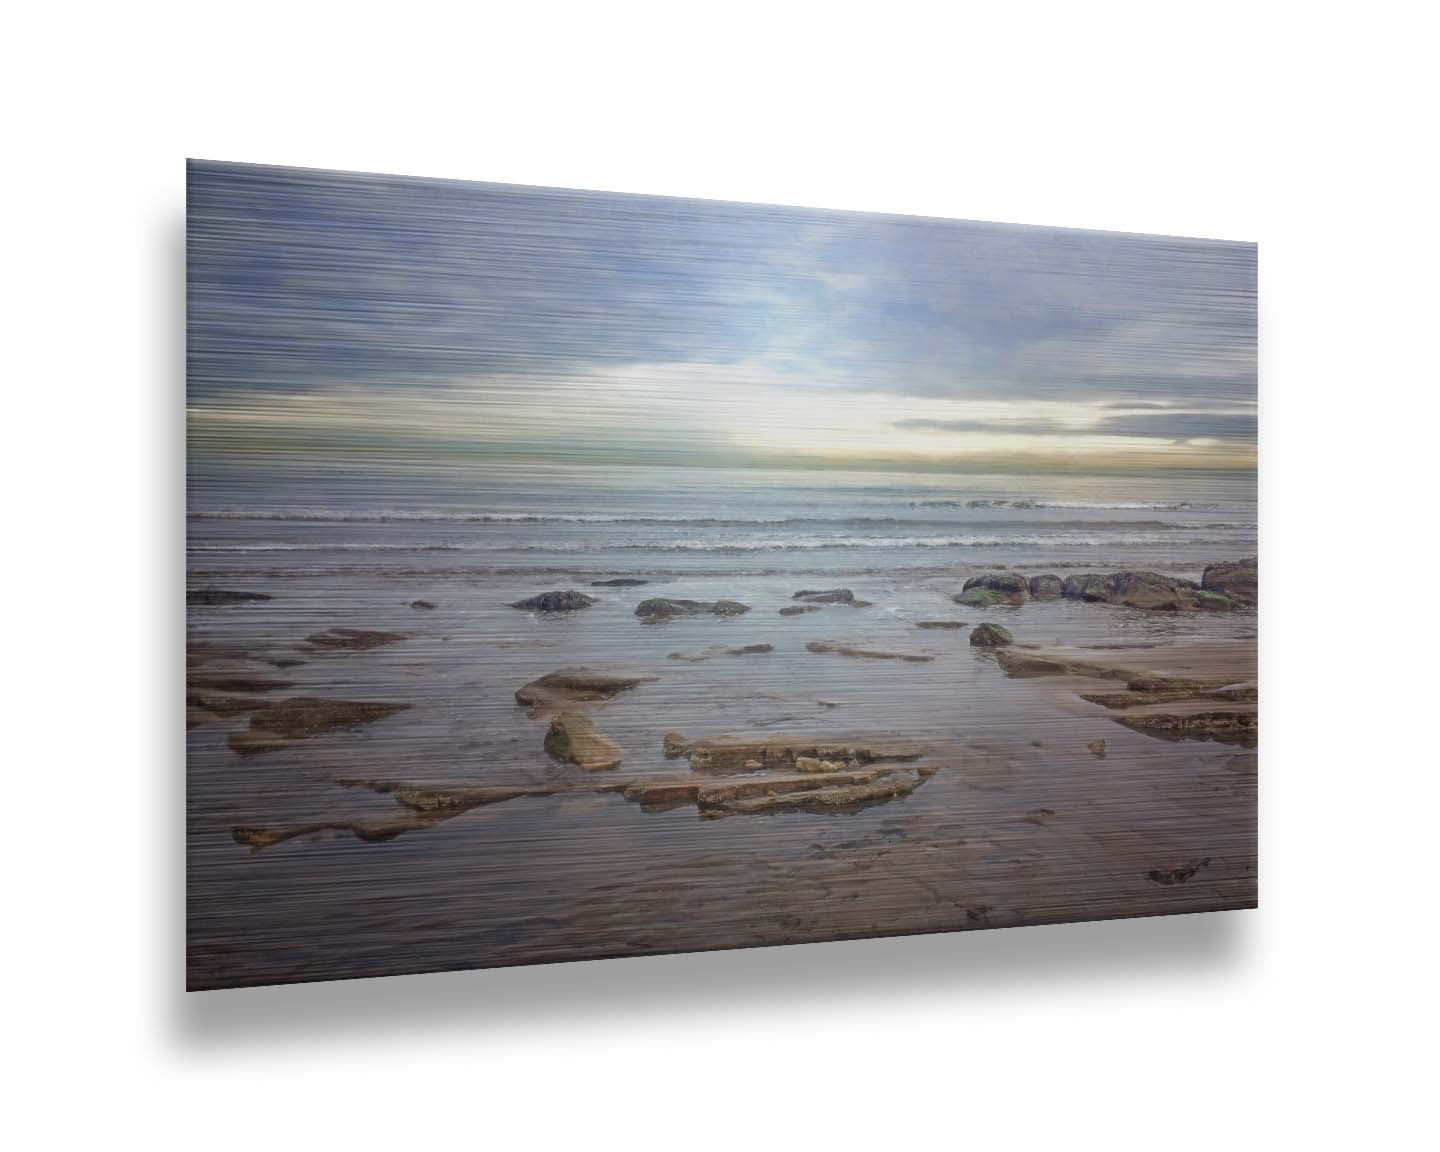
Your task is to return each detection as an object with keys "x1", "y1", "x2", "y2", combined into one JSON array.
[{"x1": 187, "y1": 161, "x2": 1257, "y2": 473}]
